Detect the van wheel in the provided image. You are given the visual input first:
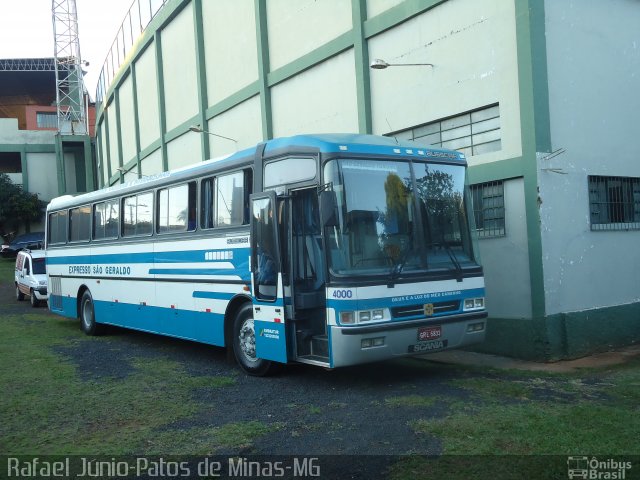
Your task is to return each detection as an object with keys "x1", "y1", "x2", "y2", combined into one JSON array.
[
  {"x1": 80, "y1": 290, "x2": 104, "y2": 335},
  {"x1": 30, "y1": 290, "x2": 38, "y2": 308},
  {"x1": 232, "y1": 304, "x2": 277, "y2": 376},
  {"x1": 16, "y1": 284, "x2": 24, "y2": 301}
]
